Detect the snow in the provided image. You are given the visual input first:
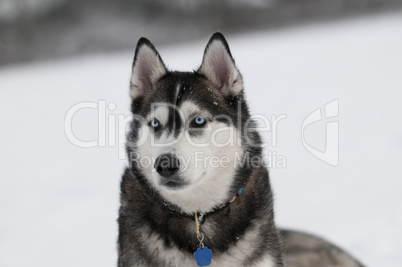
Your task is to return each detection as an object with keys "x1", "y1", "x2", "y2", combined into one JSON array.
[{"x1": 1, "y1": 11, "x2": 402, "y2": 267}]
